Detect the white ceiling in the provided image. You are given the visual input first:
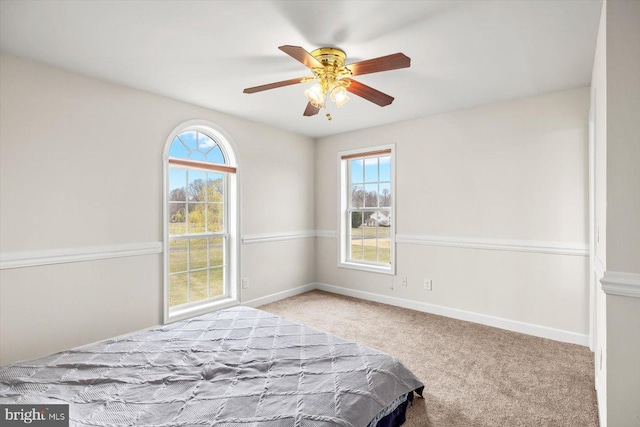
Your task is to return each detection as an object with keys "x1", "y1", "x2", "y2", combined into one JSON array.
[{"x1": 0, "y1": 0, "x2": 602, "y2": 138}]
